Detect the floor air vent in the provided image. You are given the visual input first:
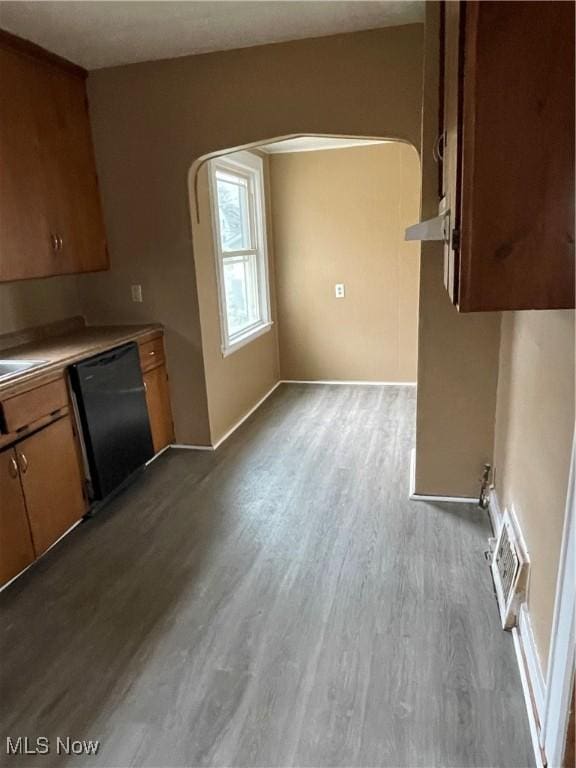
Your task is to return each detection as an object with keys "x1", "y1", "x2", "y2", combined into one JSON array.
[{"x1": 491, "y1": 509, "x2": 529, "y2": 629}]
